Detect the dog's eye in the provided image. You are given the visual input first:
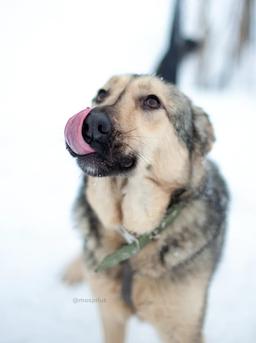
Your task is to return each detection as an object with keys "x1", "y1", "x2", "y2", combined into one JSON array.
[
  {"x1": 95, "y1": 89, "x2": 108, "y2": 103},
  {"x1": 143, "y1": 95, "x2": 161, "y2": 110}
]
